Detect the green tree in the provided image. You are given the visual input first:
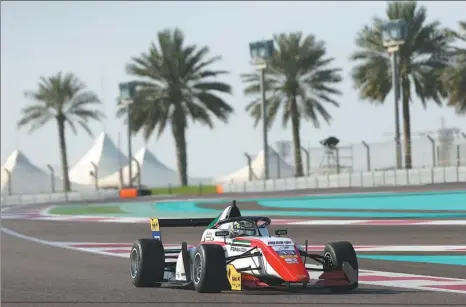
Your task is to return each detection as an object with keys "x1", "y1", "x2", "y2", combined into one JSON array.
[
  {"x1": 241, "y1": 32, "x2": 342, "y2": 177},
  {"x1": 18, "y1": 72, "x2": 105, "y2": 191},
  {"x1": 443, "y1": 21, "x2": 466, "y2": 115},
  {"x1": 117, "y1": 28, "x2": 234, "y2": 186},
  {"x1": 350, "y1": 1, "x2": 452, "y2": 169}
]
